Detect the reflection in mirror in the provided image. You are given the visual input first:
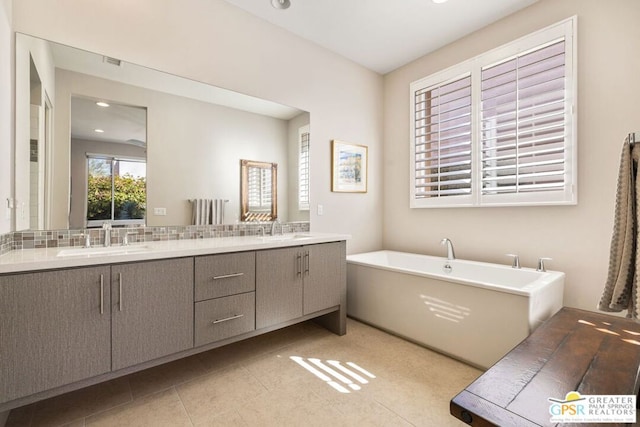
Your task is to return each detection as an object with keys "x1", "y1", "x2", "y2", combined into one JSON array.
[
  {"x1": 241, "y1": 160, "x2": 277, "y2": 222},
  {"x1": 14, "y1": 33, "x2": 311, "y2": 231},
  {"x1": 70, "y1": 96, "x2": 147, "y2": 228}
]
